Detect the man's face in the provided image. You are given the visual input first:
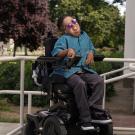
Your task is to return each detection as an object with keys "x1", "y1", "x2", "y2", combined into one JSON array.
[{"x1": 63, "y1": 16, "x2": 81, "y2": 37}]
